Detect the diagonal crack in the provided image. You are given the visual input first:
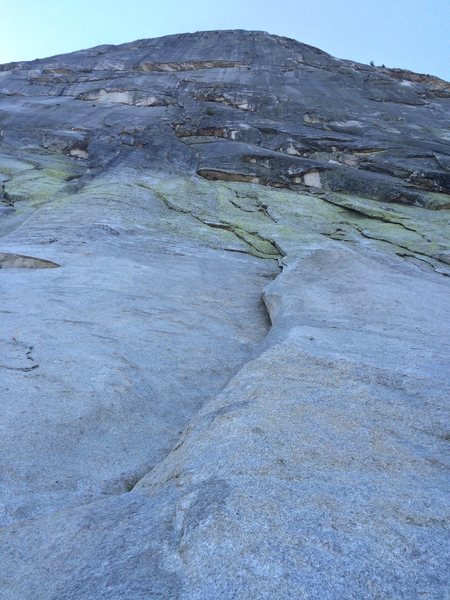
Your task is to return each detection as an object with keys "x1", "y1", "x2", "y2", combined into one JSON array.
[
  {"x1": 345, "y1": 222, "x2": 449, "y2": 276},
  {"x1": 321, "y1": 193, "x2": 428, "y2": 237}
]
